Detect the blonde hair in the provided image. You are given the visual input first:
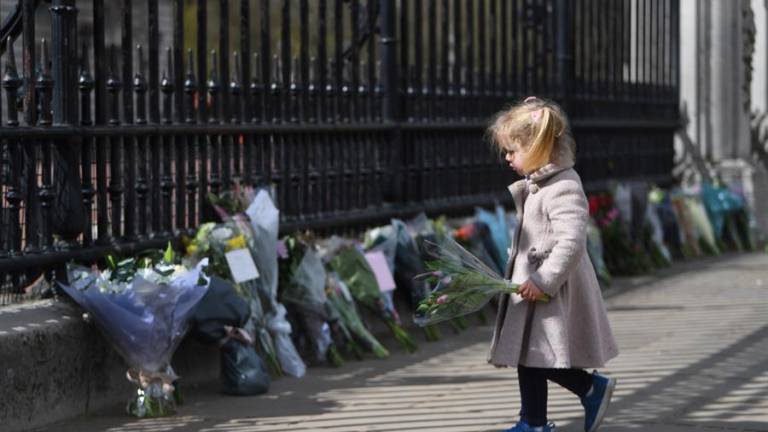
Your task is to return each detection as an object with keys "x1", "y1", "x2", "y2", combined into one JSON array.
[{"x1": 487, "y1": 97, "x2": 575, "y2": 173}]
